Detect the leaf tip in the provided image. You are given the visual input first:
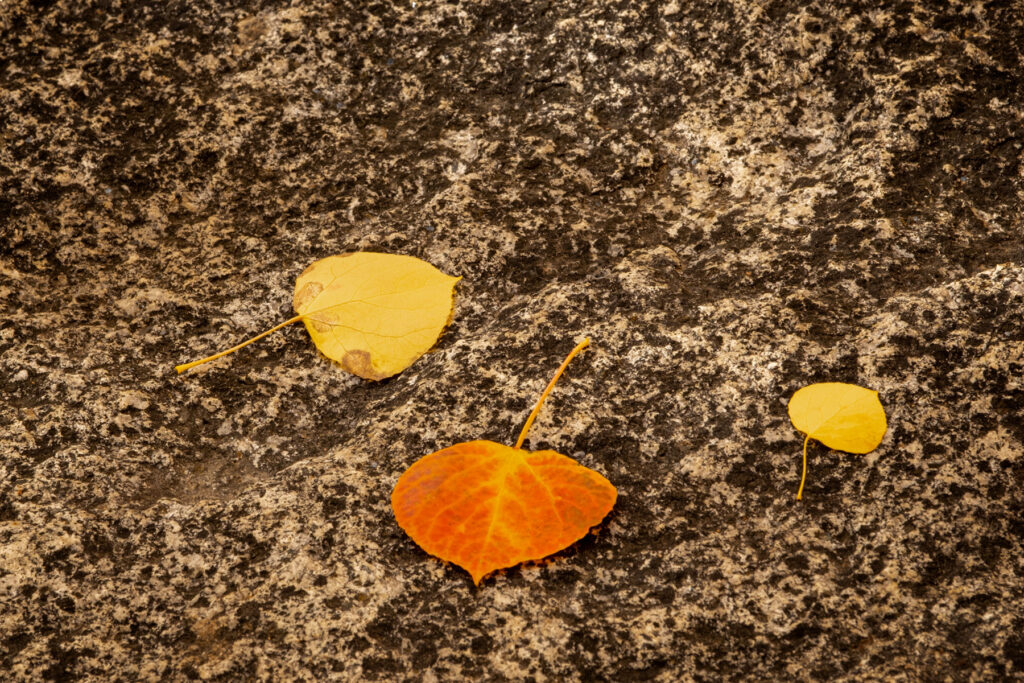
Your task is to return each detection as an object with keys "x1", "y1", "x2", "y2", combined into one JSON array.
[{"x1": 467, "y1": 564, "x2": 488, "y2": 586}]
